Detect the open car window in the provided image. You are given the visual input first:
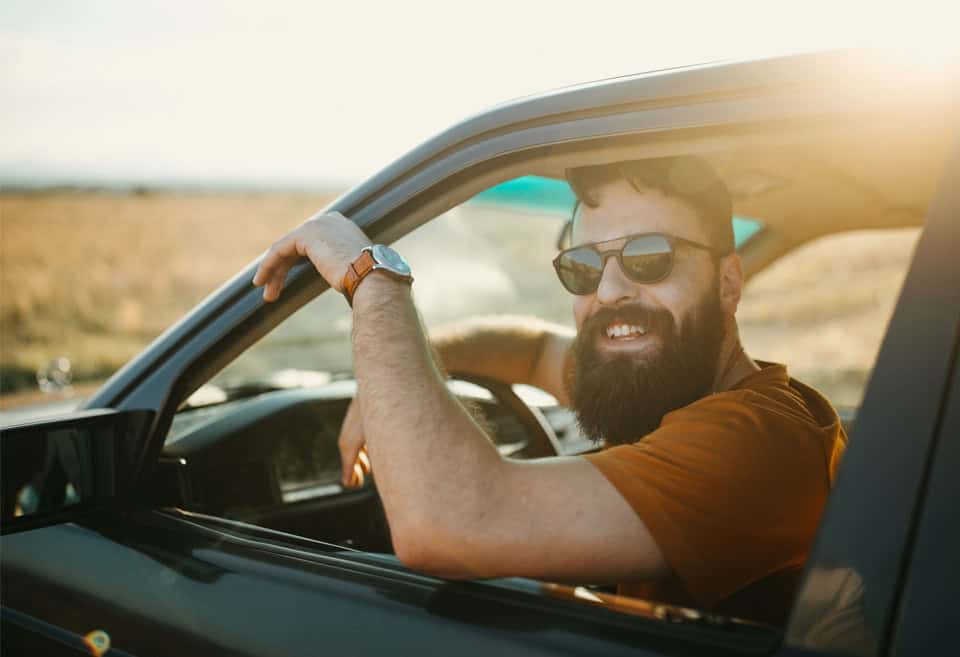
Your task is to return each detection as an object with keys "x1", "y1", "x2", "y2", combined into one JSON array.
[
  {"x1": 194, "y1": 176, "x2": 764, "y2": 402},
  {"x1": 182, "y1": 178, "x2": 575, "y2": 405},
  {"x1": 167, "y1": 171, "x2": 920, "y2": 512},
  {"x1": 159, "y1": 168, "x2": 923, "y2": 637}
]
